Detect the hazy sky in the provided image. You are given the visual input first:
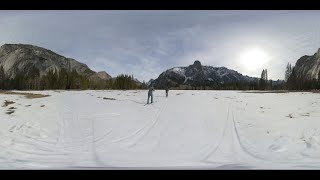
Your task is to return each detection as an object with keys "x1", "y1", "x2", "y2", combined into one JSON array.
[{"x1": 1, "y1": 10, "x2": 320, "y2": 81}]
